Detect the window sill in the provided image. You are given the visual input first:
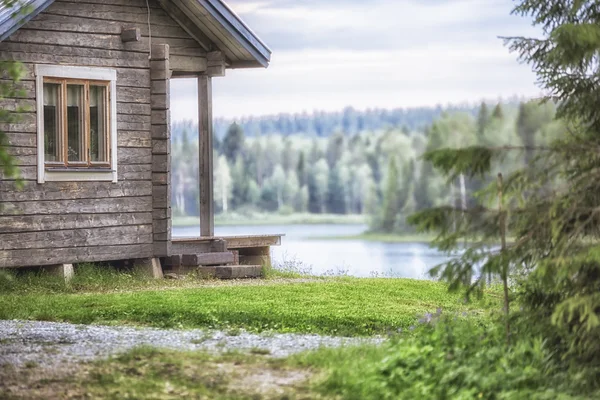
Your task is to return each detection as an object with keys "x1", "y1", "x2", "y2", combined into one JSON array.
[
  {"x1": 46, "y1": 167, "x2": 113, "y2": 173},
  {"x1": 40, "y1": 168, "x2": 117, "y2": 183}
]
